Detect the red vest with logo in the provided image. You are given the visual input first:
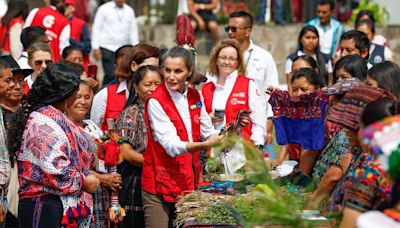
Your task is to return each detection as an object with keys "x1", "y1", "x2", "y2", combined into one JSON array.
[
  {"x1": 30, "y1": 7, "x2": 70, "y2": 62},
  {"x1": 142, "y1": 83, "x2": 202, "y2": 202},
  {"x1": 0, "y1": 17, "x2": 23, "y2": 53},
  {"x1": 202, "y1": 76, "x2": 252, "y2": 140},
  {"x1": 69, "y1": 17, "x2": 90, "y2": 69},
  {"x1": 102, "y1": 83, "x2": 126, "y2": 130}
]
